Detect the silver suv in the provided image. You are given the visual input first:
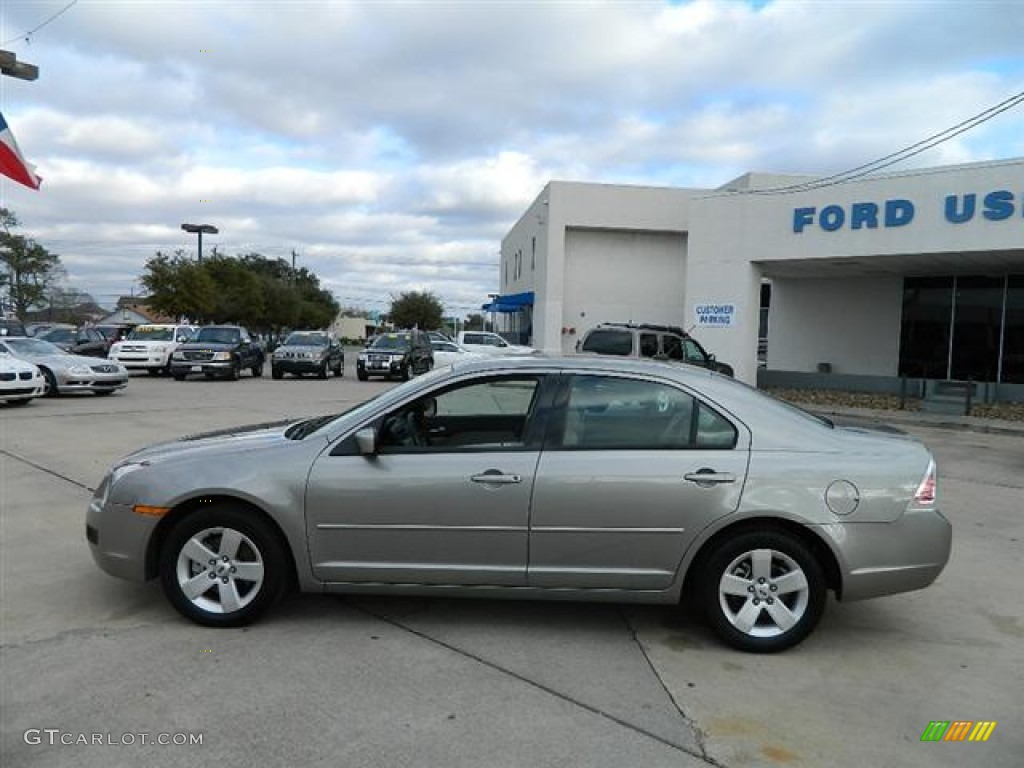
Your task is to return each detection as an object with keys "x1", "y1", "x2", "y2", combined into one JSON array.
[{"x1": 577, "y1": 323, "x2": 734, "y2": 376}]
